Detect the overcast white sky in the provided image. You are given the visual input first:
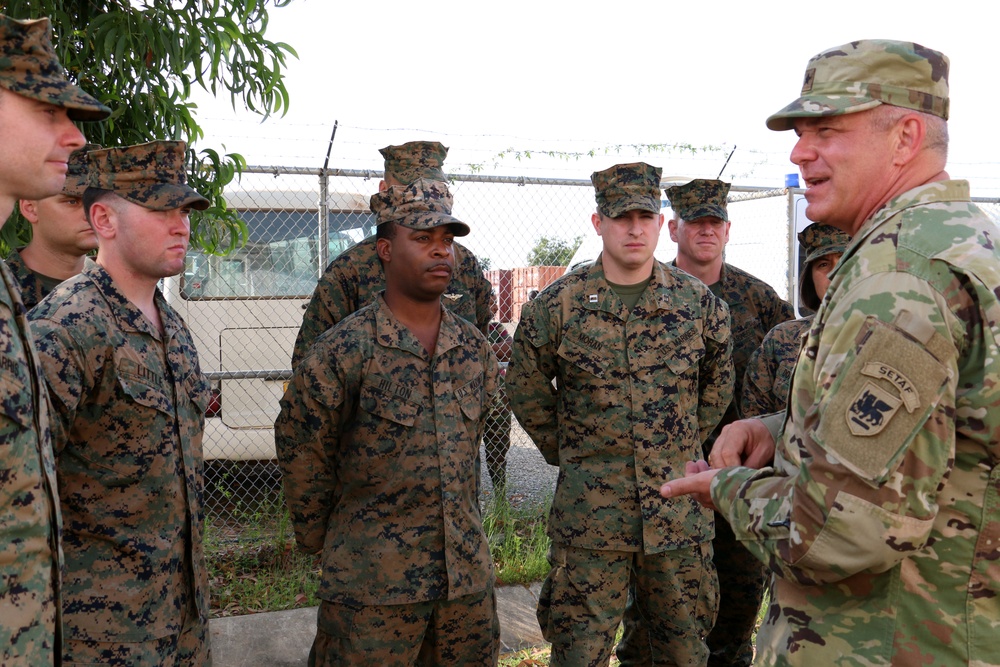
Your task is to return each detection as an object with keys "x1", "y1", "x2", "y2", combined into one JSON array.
[{"x1": 191, "y1": 0, "x2": 1000, "y2": 195}]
